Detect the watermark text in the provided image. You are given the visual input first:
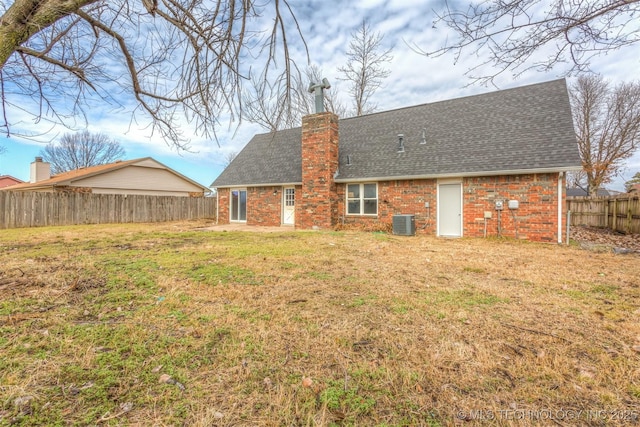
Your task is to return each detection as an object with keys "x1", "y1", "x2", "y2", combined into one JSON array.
[{"x1": 456, "y1": 408, "x2": 639, "y2": 422}]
